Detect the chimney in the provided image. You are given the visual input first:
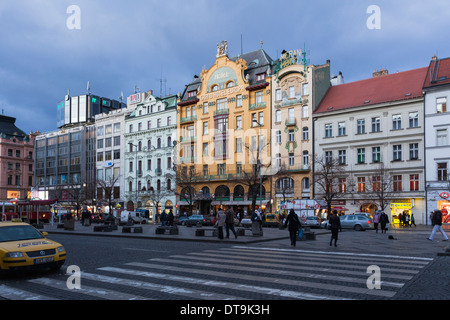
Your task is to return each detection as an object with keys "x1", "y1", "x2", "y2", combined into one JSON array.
[
  {"x1": 147, "y1": 90, "x2": 153, "y2": 95},
  {"x1": 373, "y1": 69, "x2": 389, "y2": 78}
]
